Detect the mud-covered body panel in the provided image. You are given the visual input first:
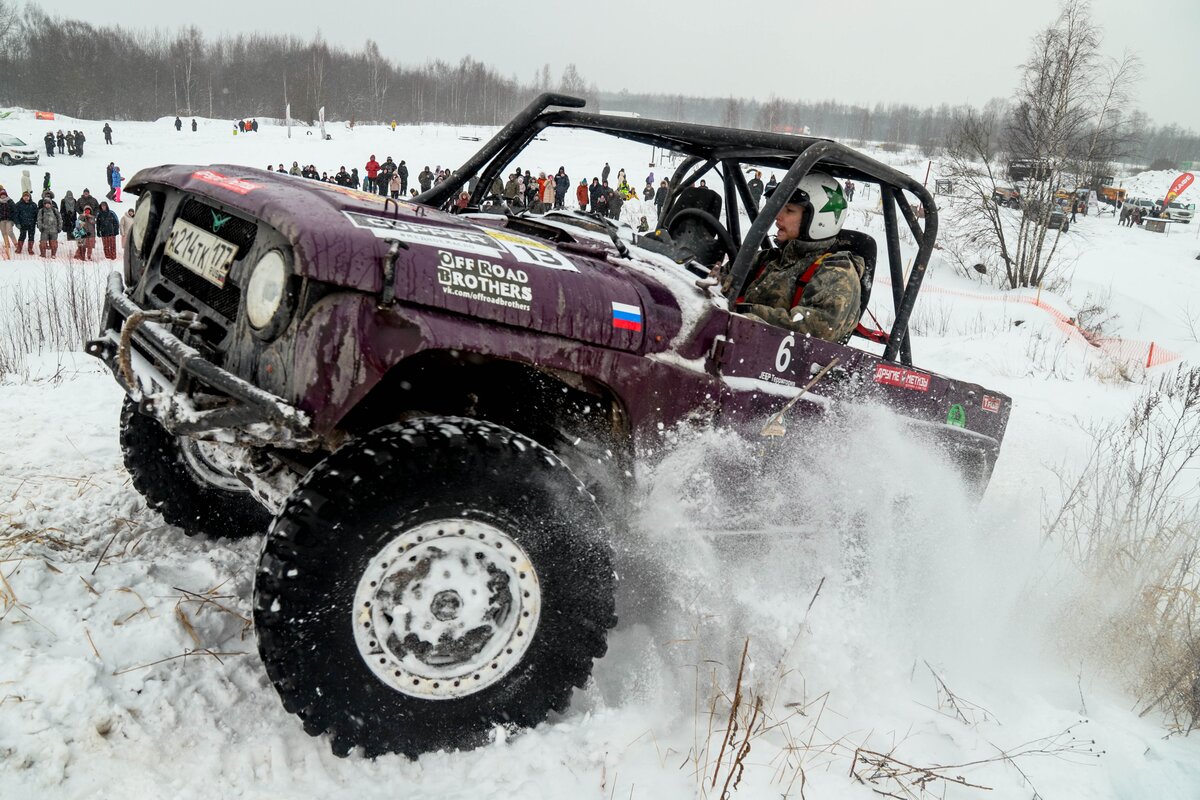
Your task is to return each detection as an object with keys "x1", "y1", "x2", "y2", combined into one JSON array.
[{"x1": 100, "y1": 159, "x2": 1010, "y2": 472}]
